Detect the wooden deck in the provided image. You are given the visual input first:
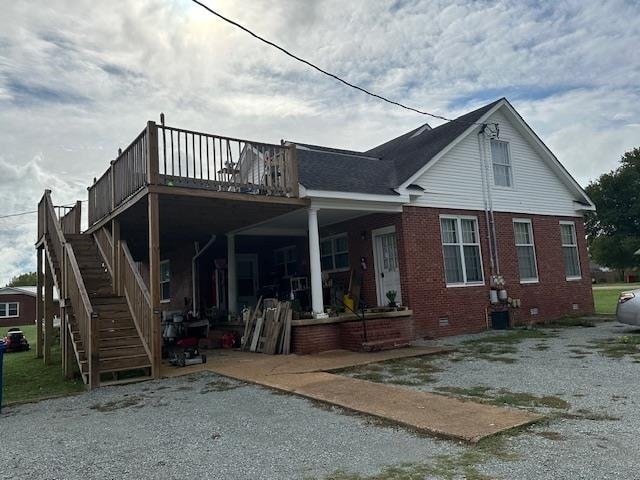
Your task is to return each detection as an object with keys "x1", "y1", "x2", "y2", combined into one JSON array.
[{"x1": 86, "y1": 120, "x2": 302, "y2": 231}]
